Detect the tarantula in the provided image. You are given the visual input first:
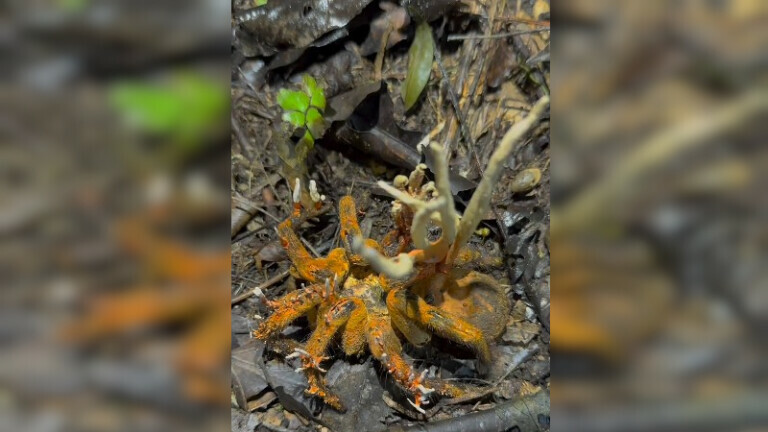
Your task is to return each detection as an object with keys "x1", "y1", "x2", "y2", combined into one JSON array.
[{"x1": 253, "y1": 97, "x2": 549, "y2": 413}]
